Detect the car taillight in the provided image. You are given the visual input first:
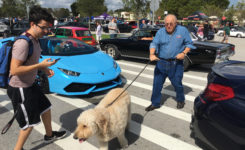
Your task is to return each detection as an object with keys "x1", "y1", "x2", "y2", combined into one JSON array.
[
  {"x1": 203, "y1": 83, "x2": 234, "y2": 101},
  {"x1": 231, "y1": 46, "x2": 235, "y2": 51}
]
